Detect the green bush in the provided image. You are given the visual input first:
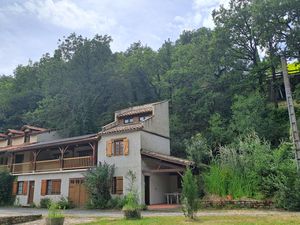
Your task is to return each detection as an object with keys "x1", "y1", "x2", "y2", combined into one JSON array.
[
  {"x1": 57, "y1": 197, "x2": 74, "y2": 209},
  {"x1": 40, "y1": 198, "x2": 52, "y2": 208},
  {"x1": 84, "y1": 162, "x2": 115, "y2": 209},
  {"x1": 122, "y1": 192, "x2": 141, "y2": 219},
  {"x1": 0, "y1": 171, "x2": 15, "y2": 206},
  {"x1": 181, "y1": 168, "x2": 199, "y2": 219},
  {"x1": 106, "y1": 196, "x2": 126, "y2": 209},
  {"x1": 48, "y1": 202, "x2": 64, "y2": 219}
]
